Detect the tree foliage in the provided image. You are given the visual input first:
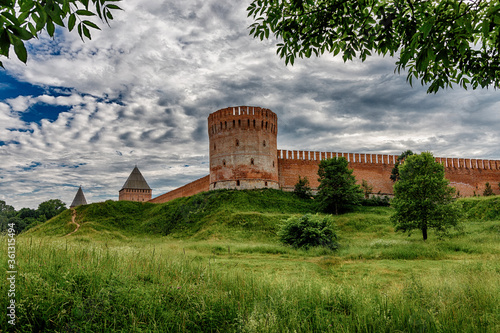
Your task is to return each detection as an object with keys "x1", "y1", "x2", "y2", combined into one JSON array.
[
  {"x1": 278, "y1": 214, "x2": 338, "y2": 250},
  {"x1": 390, "y1": 150, "x2": 414, "y2": 182},
  {"x1": 294, "y1": 175, "x2": 312, "y2": 198},
  {"x1": 391, "y1": 152, "x2": 461, "y2": 240},
  {"x1": 0, "y1": 0, "x2": 122, "y2": 66},
  {"x1": 316, "y1": 157, "x2": 363, "y2": 214},
  {"x1": 0, "y1": 198, "x2": 67, "y2": 233},
  {"x1": 248, "y1": 0, "x2": 500, "y2": 93},
  {"x1": 483, "y1": 182, "x2": 494, "y2": 196}
]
